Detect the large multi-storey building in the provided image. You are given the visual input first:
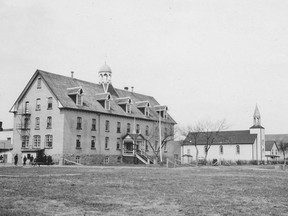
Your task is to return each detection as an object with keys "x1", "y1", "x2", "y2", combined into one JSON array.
[{"x1": 10, "y1": 64, "x2": 176, "y2": 165}]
